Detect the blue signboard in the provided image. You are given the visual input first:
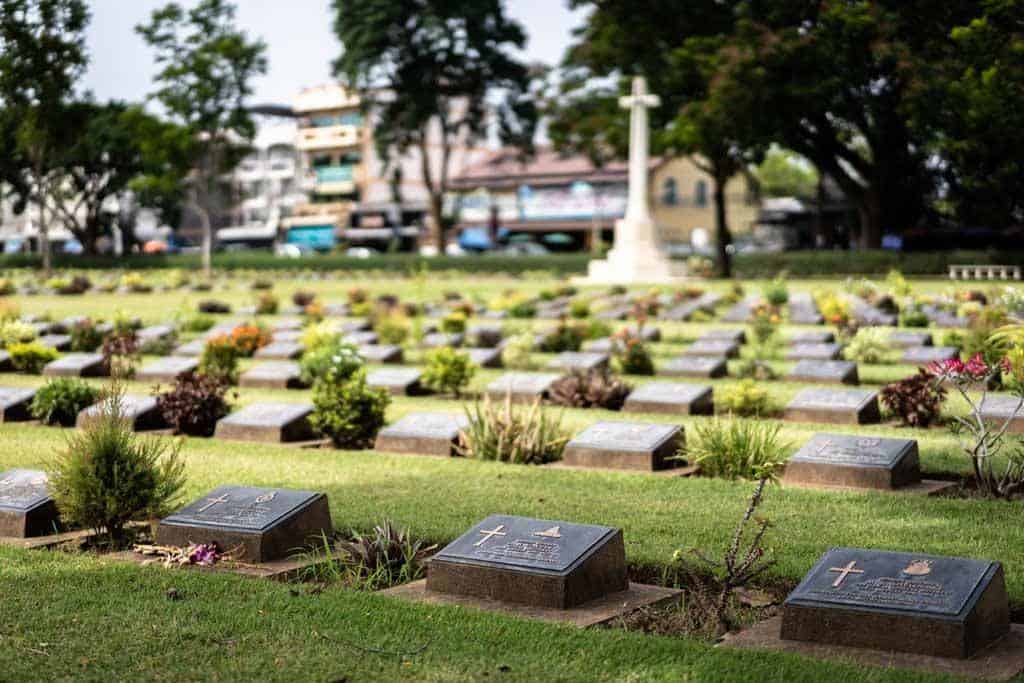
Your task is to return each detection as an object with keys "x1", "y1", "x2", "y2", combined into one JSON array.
[{"x1": 286, "y1": 225, "x2": 336, "y2": 251}]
